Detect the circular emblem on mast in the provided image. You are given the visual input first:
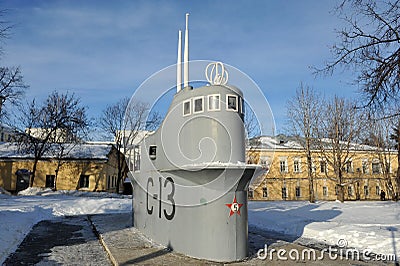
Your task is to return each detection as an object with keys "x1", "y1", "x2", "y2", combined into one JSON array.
[{"x1": 205, "y1": 61, "x2": 229, "y2": 85}]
